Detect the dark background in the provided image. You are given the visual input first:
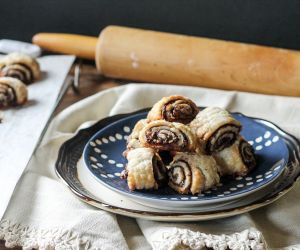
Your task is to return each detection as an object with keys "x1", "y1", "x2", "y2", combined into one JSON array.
[{"x1": 1, "y1": 0, "x2": 300, "y2": 50}]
